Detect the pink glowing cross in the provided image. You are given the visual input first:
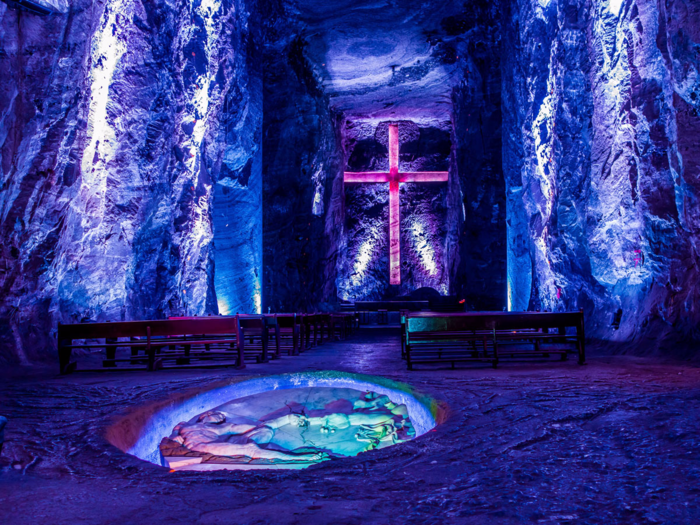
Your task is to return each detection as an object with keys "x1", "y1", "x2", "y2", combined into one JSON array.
[{"x1": 344, "y1": 124, "x2": 448, "y2": 285}]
